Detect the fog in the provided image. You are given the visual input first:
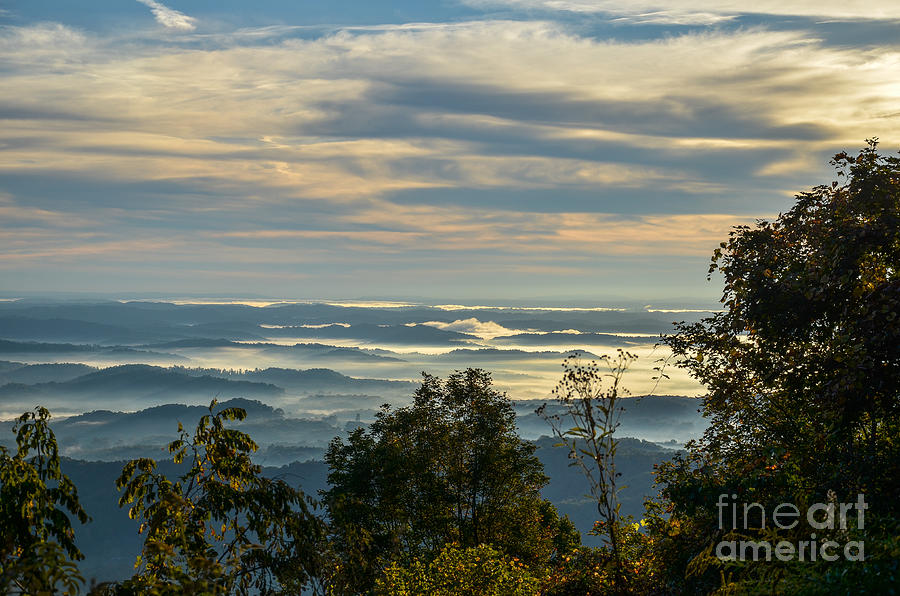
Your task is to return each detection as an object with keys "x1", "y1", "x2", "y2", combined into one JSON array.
[{"x1": 0, "y1": 298, "x2": 710, "y2": 461}]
